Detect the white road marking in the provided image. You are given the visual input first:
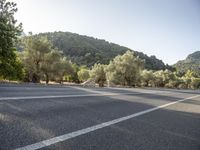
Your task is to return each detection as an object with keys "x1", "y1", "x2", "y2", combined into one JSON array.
[
  {"x1": 0, "y1": 92, "x2": 142, "y2": 101},
  {"x1": 14, "y1": 95, "x2": 199, "y2": 150},
  {"x1": 0, "y1": 87, "x2": 169, "y2": 101},
  {"x1": 72, "y1": 86, "x2": 170, "y2": 94}
]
